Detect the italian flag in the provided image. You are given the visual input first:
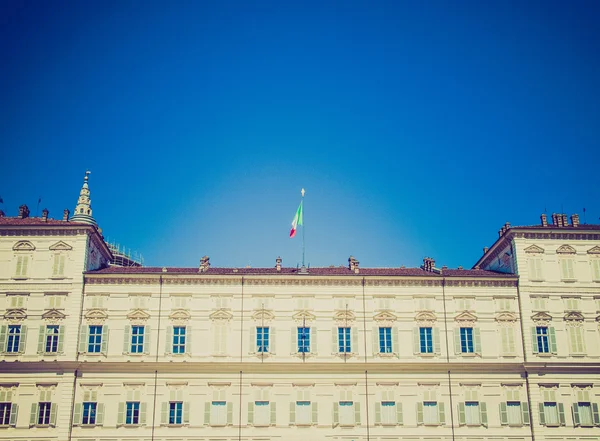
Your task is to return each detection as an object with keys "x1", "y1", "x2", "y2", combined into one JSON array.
[{"x1": 290, "y1": 201, "x2": 303, "y2": 238}]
